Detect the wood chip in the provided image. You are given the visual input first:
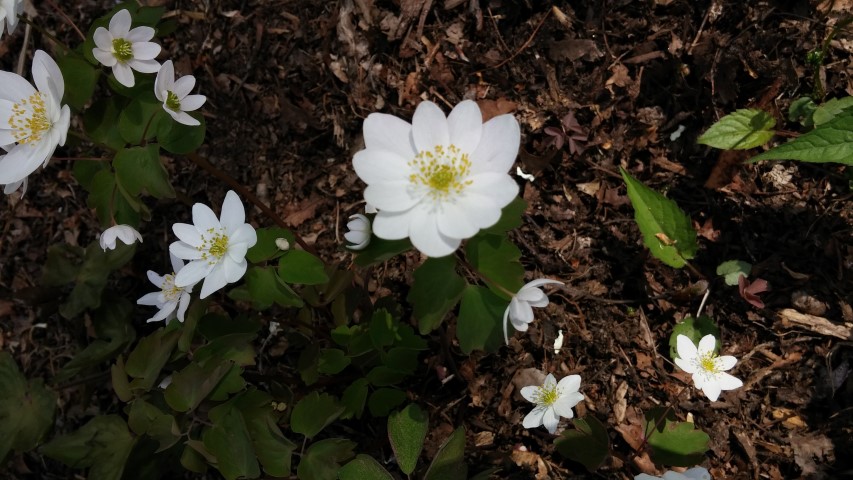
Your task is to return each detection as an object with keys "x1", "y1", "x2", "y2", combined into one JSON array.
[{"x1": 778, "y1": 308, "x2": 852, "y2": 340}]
